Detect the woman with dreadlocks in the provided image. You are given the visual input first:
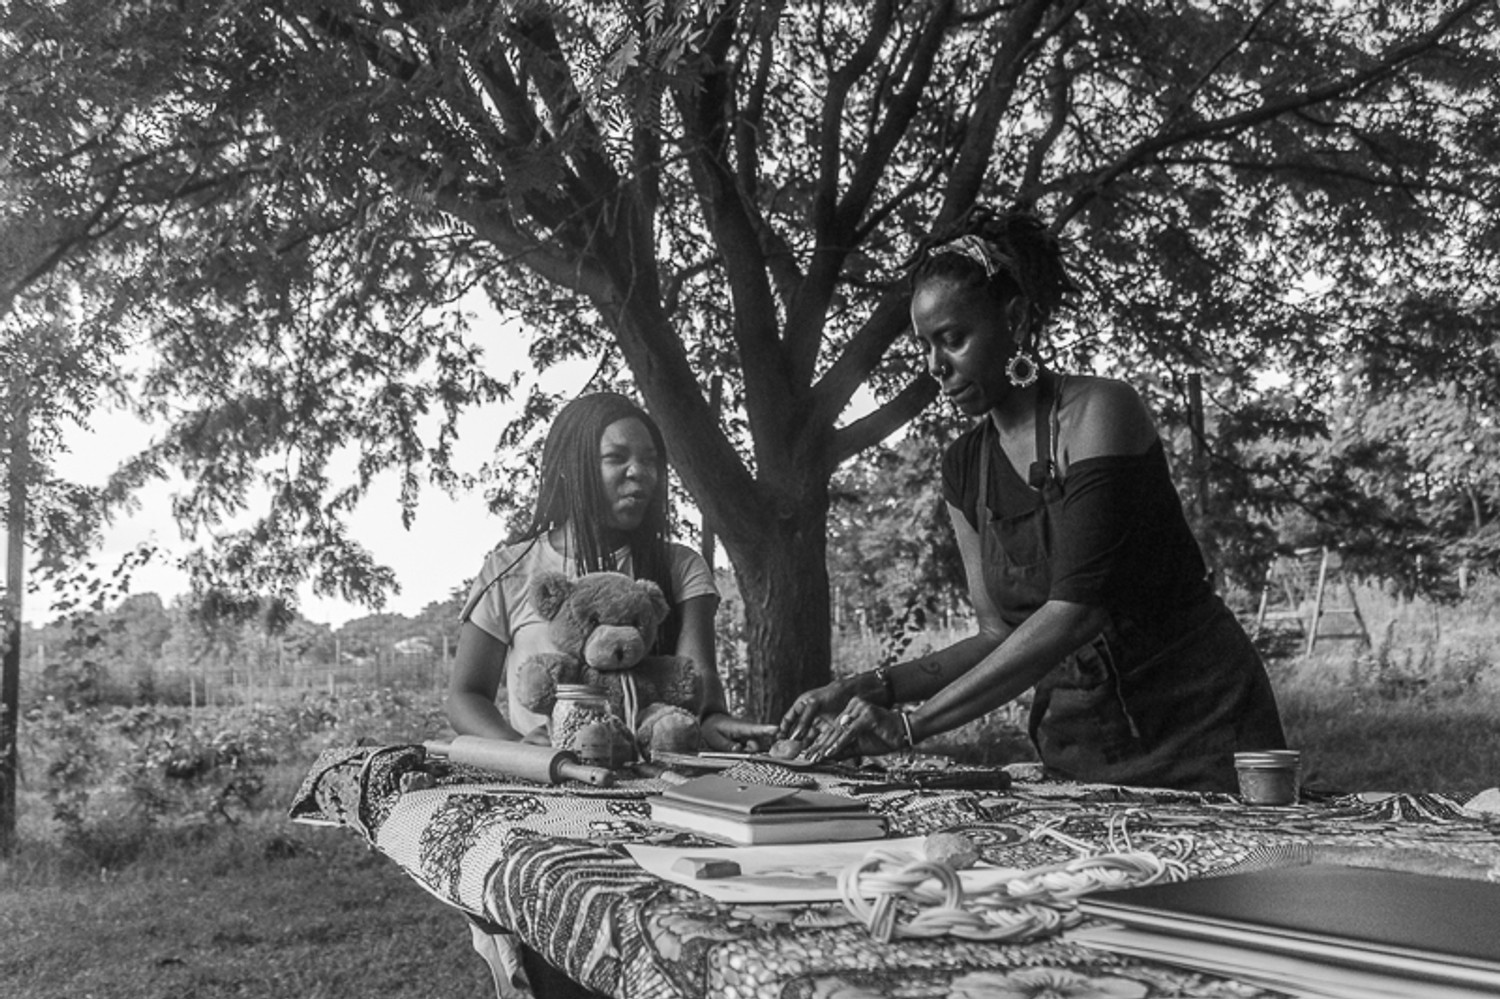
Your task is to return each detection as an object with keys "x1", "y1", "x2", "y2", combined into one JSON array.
[
  {"x1": 449, "y1": 391, "x2": 775, "y2": 751},
  {"x1": 780, "y1": 208, "x2": 1285, "y2": 791}
]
